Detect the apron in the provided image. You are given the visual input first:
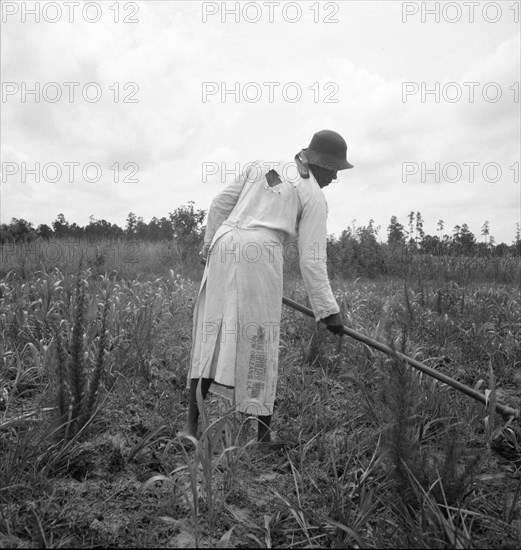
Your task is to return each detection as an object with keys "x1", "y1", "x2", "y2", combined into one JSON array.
[{"x1": 188, "y1": 222, "x2": 283, "y2": 416}]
